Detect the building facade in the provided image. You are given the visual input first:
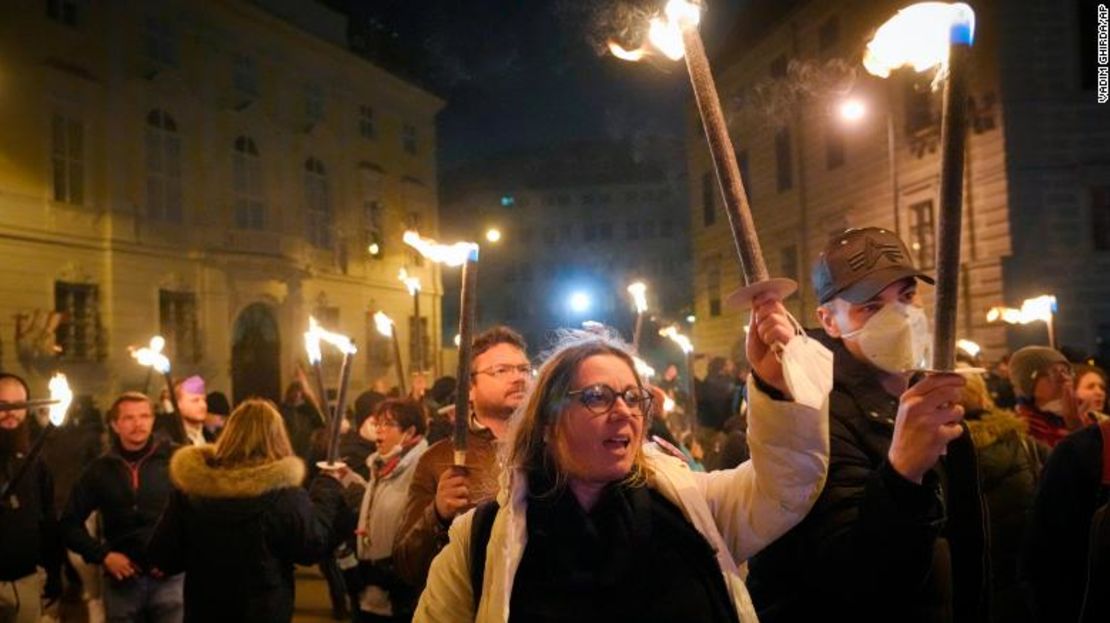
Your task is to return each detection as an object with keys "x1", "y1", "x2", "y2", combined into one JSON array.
[
  {"x1": 689, "y1": 0, "x2": 1110, "y2": 364},
  {"x1": 440, "y1": 141, "x2": 691, "y2": 357},
  {"x1": 0, "y1": 0, "x2": 445, "y2": 405}
]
